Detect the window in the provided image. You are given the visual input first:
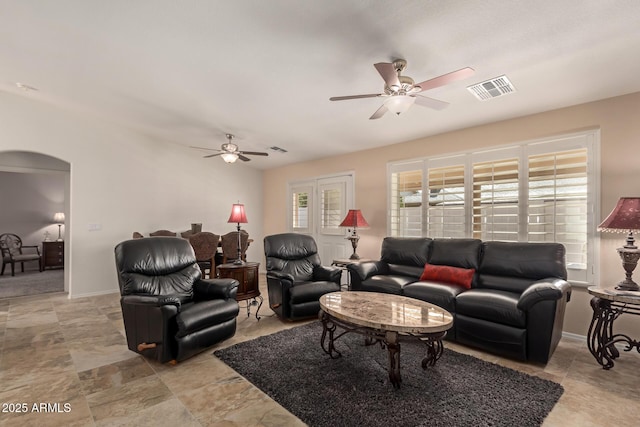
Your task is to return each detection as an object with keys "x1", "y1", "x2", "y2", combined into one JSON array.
[
  {"x1": 388, "y1": 131, "x2": 598, "y2": 285},
  {"x1": 291, "y1": 185, "x2": 312, "y2": 234},
  {"x1": 472, "y1": 157, "x2": 519, "y2": 241},
  {"x1": 389, "y1": 162, "x2": 423, "y2": 237},
  {"x1": 426, "y1": 164, "x2": 466, "y2": 238}
]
